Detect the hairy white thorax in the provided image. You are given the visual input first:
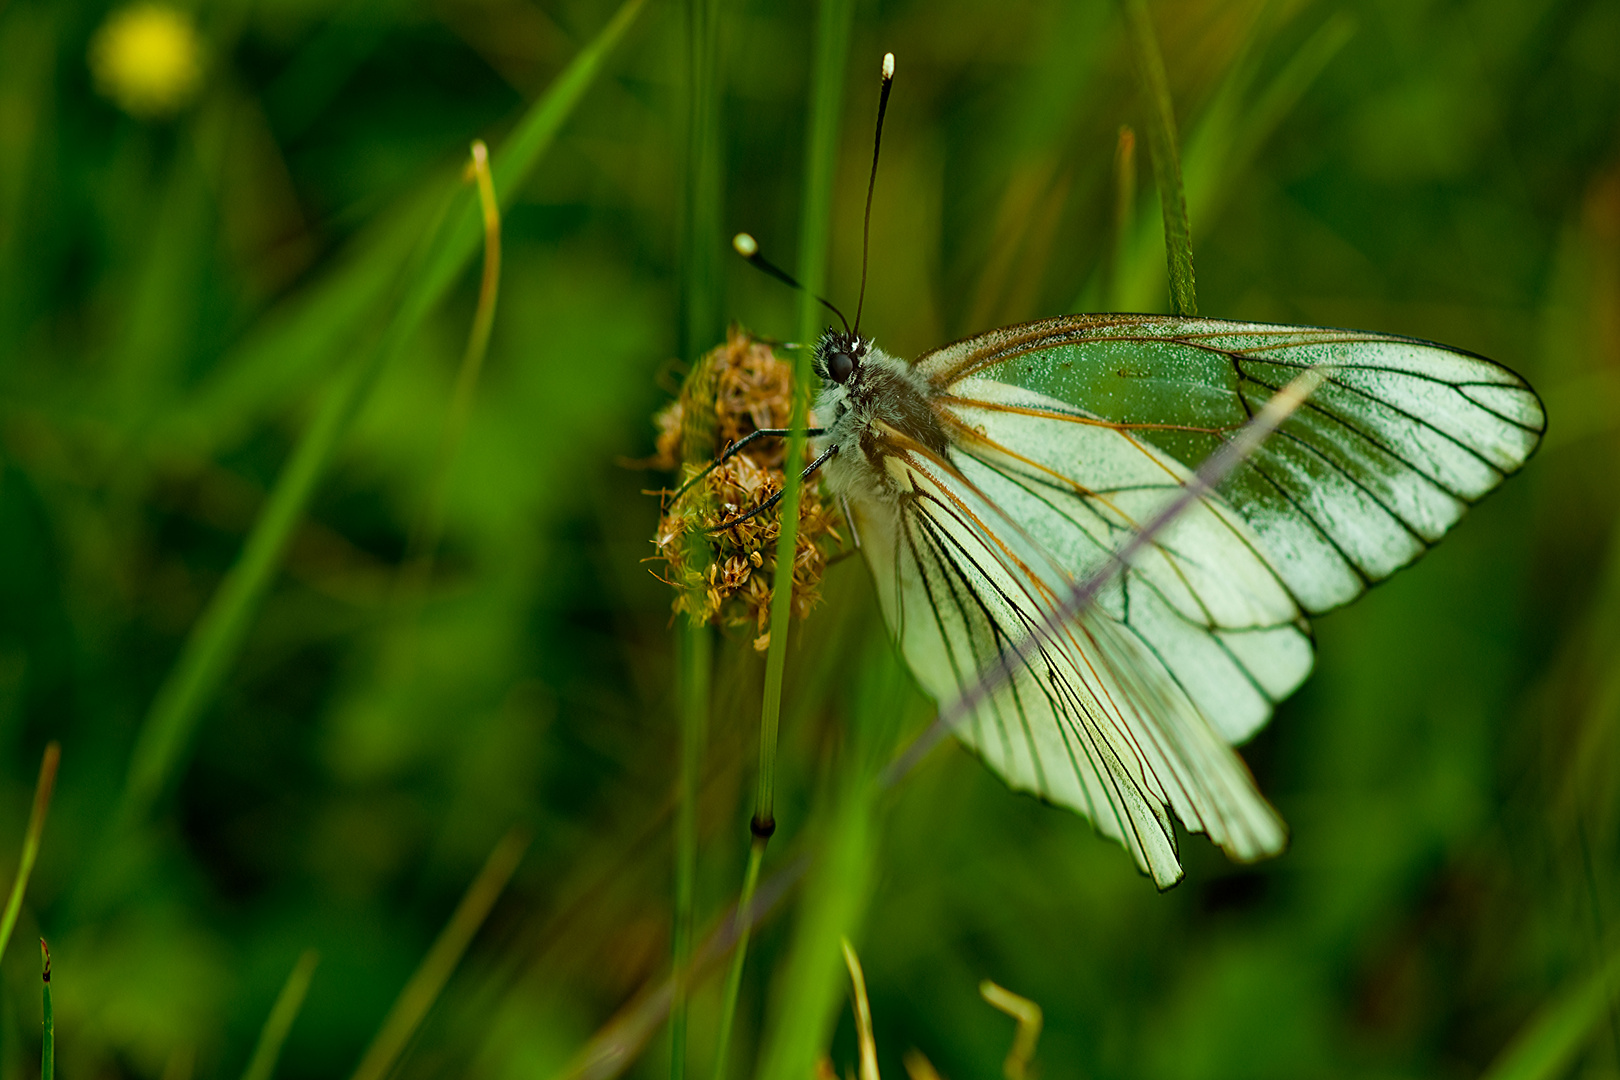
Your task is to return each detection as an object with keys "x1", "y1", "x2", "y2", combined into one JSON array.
[{"x1": 814, "y1": 340, "x2": 941, "y2": 502}]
